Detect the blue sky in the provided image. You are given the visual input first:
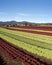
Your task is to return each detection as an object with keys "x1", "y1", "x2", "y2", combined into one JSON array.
[{"x1": 0, "y1": 0, "x2": 52, "y2": 23}]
